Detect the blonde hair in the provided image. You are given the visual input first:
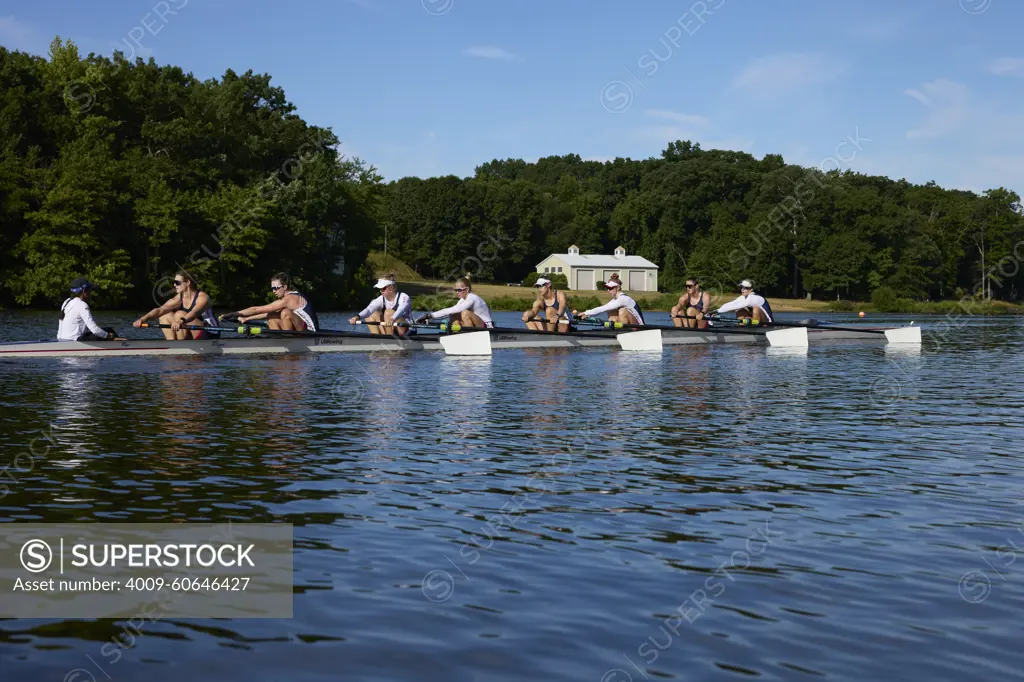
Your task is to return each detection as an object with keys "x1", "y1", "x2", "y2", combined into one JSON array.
[{"x1": 456, "y1": 277, "x2": 472, "y2": 291}]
